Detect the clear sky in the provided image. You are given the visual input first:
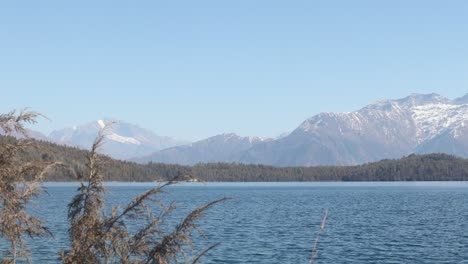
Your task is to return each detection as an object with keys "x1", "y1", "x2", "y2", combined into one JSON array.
[{"x1": 1, "y1": 0, "x2": 467, "y2": 141}]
